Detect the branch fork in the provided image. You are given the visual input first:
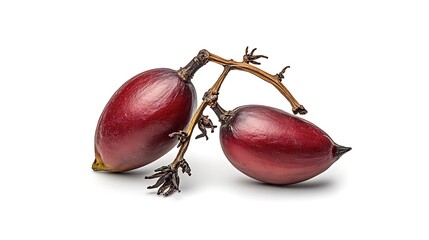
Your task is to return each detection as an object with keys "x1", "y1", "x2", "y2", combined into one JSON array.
[{"x1": 203, "y1": 90, "x2": 219, "y2": 107}]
